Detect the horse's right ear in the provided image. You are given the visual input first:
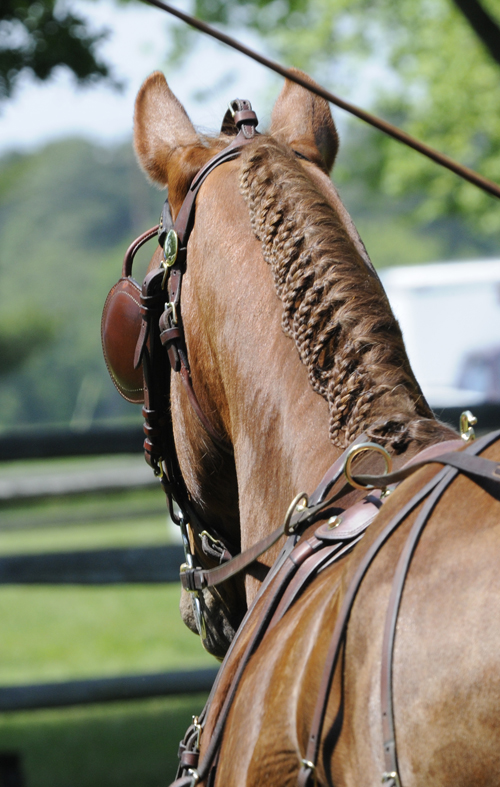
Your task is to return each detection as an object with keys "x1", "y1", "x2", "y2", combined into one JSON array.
[
  {"x1": 270, "y1": 69, "x2": 339, "y2": 173},
  {"x1": 134, "y1": 71, "x2": 200, "y2": 187}
]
